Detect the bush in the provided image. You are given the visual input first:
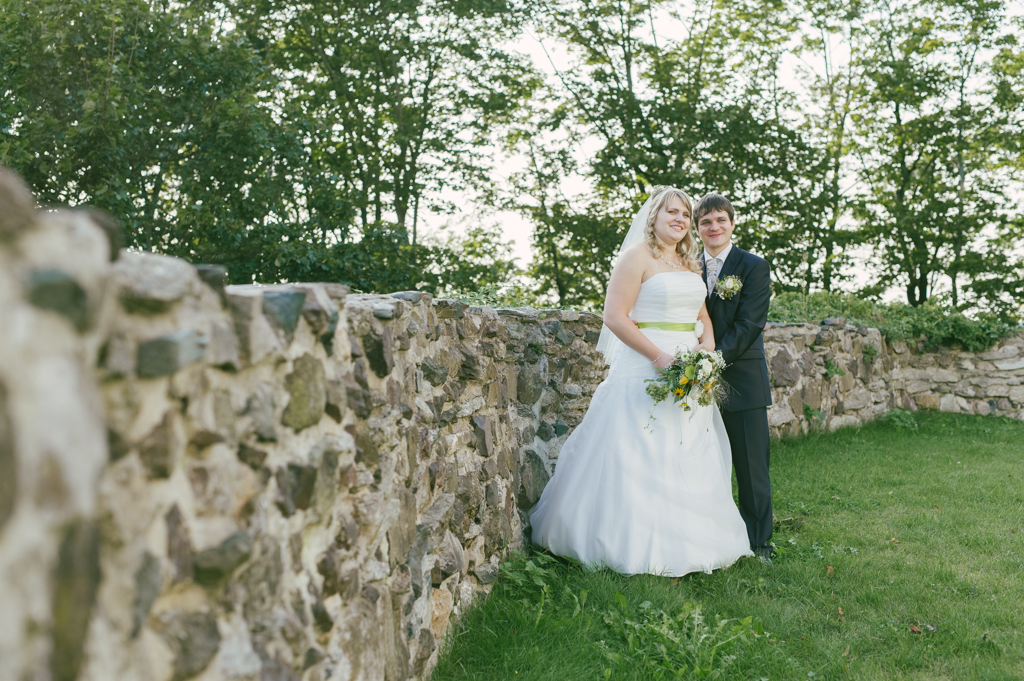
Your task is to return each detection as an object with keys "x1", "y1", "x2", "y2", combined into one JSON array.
[
  {"x1": 769, "y1": 292, "x2": 1017, "y2": 352},
  {"x1": 882, "y1": 408, "x2": 918, "y2": 430},
  {"x1": 444, "y1": 282, "x2": 543, "y2": 308}
]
